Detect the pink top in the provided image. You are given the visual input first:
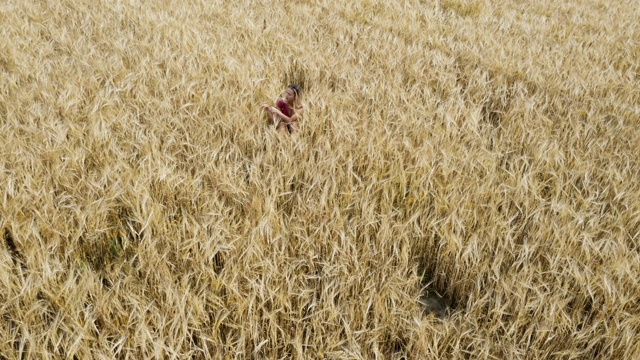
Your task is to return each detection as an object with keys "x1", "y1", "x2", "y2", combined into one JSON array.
[{"x1": 277, "y1": 99, "x2": 291, "y2": 118}]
